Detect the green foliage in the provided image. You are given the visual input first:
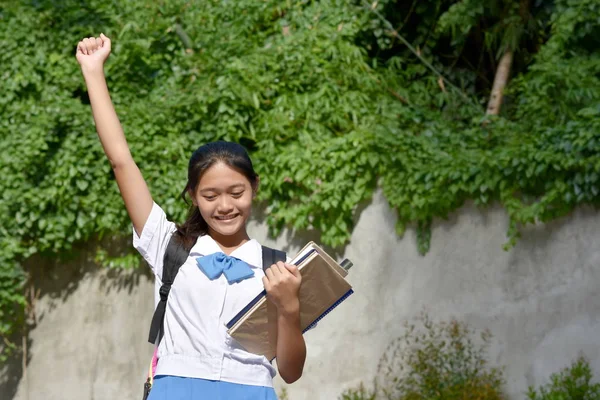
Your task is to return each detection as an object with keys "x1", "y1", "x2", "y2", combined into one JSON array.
[
  {"x1": 340, "y1": 383, "x2": 378, "y2": 400},
  {"x1": 0, "y1": 0, "x2": 599, "y2": 360},
  {"x1": 341, "y1": 333, "x2": 600, "y2": 400},
  {"x1": 527, "y1": 357, "x2": 600, "y2": 400},
  {"x1": 374, "y1": 313, "x2": 505, "y2": 400},
  {"x1": 338, "y1": 314, "x2": 505, "y2": 399},
  {"x1": 278, "y1": 387, "x2": 290, "y2": 400}
]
